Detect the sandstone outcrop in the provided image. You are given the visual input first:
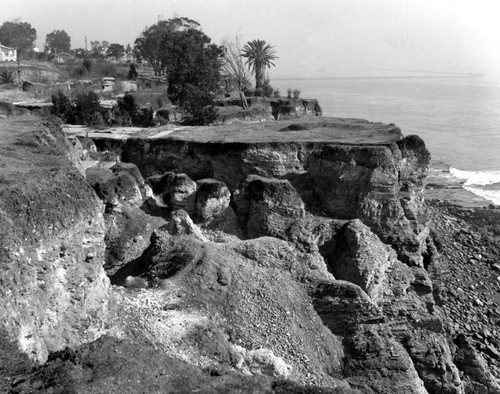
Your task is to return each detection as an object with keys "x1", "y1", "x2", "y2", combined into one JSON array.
[
  {"x1": 0, "y1": 117, "x2": 109, "y2": 363},
  {"x1": 7, "y1": 334, "x2": 358, "y2": 393},
  {"x1": 113, "y1": 230, "x2": 350, "y2": 388},
  {"x1": 343, "y1": 325, "x2": 427, "y2": 393},
  {"x1": 90, "y1": 117, "x2": 430, "y2": 264},
  {"x1": 195, "y1": 178, "x2": 231, "y2": 221},
  {"x1": 3, "y1": 114, "x2": 499, "y2": 393},
  {"x1": 235, "y1": 174, "x2": 306, "y2": 238}
]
